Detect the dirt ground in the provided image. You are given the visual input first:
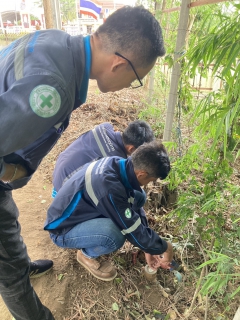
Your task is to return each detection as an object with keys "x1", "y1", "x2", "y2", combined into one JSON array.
[{"x1": 0, "y1": 81, "x2": 238, "y2": 320}]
